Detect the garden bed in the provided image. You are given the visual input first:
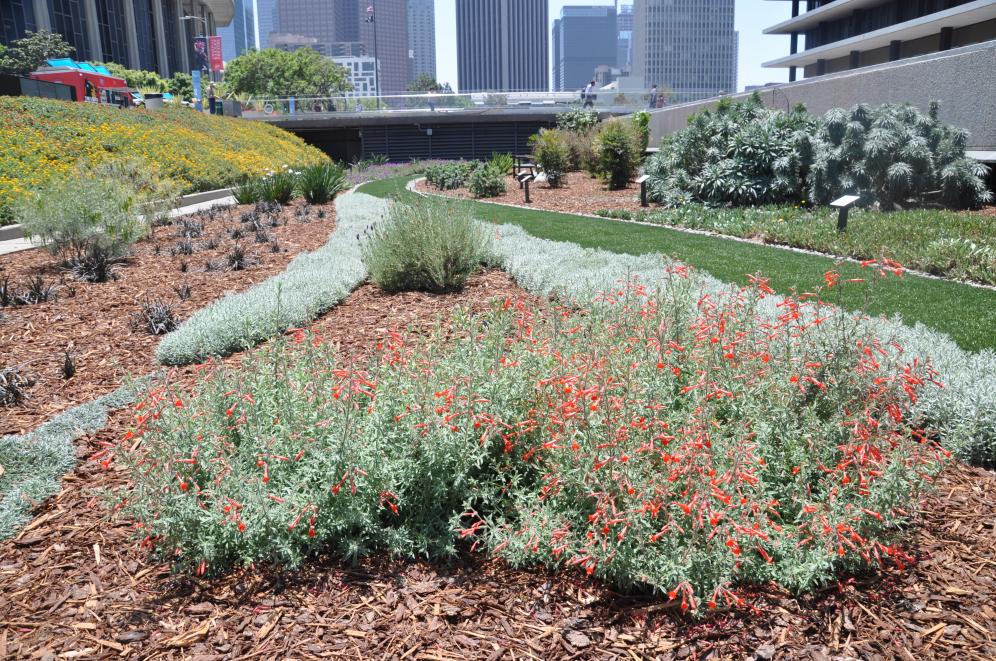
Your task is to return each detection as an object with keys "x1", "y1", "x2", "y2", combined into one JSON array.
[
  {"x1": 0, "y1": 199, "x2": 335, "y2": 436},
  {"x1": 1, "y1": 269, "x2": 994, "y2": 658},
  {"x1": 416, "y1": 173, "x2": 646, "y2": 215}
]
